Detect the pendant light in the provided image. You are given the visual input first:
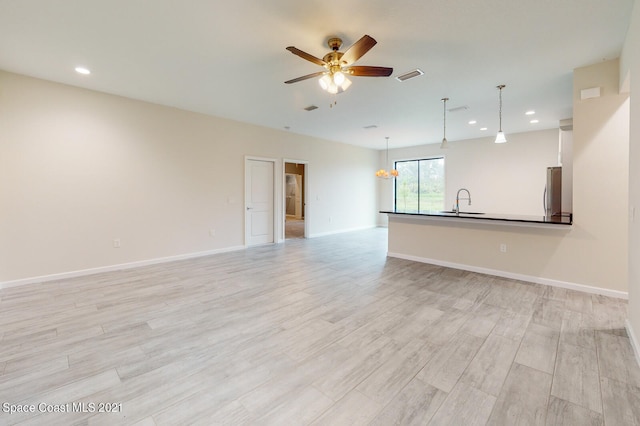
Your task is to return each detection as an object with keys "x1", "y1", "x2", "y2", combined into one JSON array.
[
  {"x1": 375, "y1": 137, "x2": 399, "y2": 178},
  {"x1": 495, "y1": 84, "x2": 507, "y2": 144},
  {"x1": 440, "y1": 97, "x2": 449, "y2": 149}
]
